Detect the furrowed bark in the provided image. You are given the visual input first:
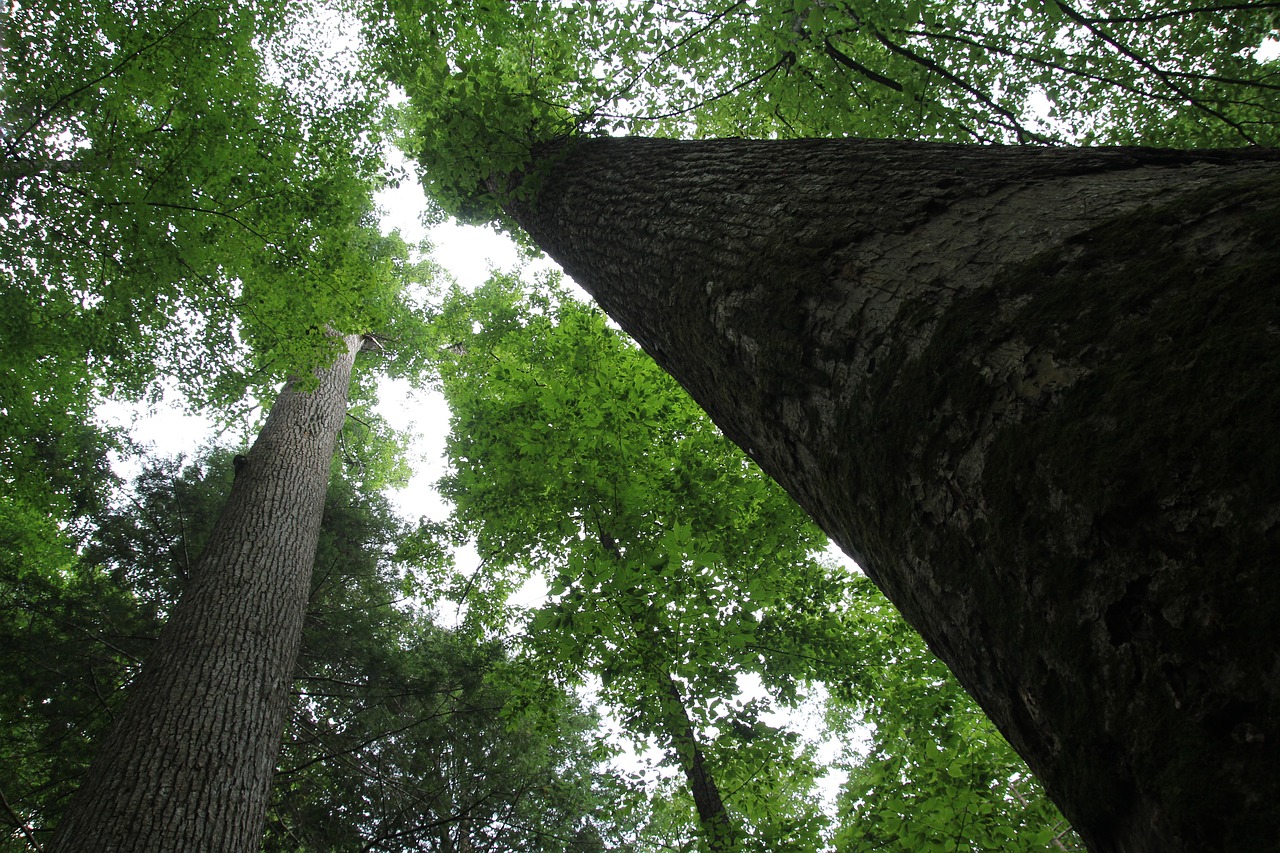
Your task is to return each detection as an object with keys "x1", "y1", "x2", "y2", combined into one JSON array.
[
  {"x1": 48, "y1": 334, "x2": 364, "y2": 853},
  {"x1": 503, "y1": 137, "x2": 1280, "y2": 853}
]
